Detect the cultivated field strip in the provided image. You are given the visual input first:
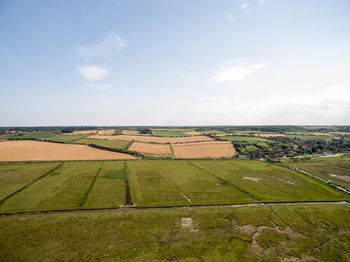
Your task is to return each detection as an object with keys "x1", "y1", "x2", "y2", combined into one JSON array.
[
  {"x1": 0, "y1": 160, "x2": 349, "y2": 213},
  {"x1": 88, "y1": 134, "x2": 214, "y2": 144}
]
